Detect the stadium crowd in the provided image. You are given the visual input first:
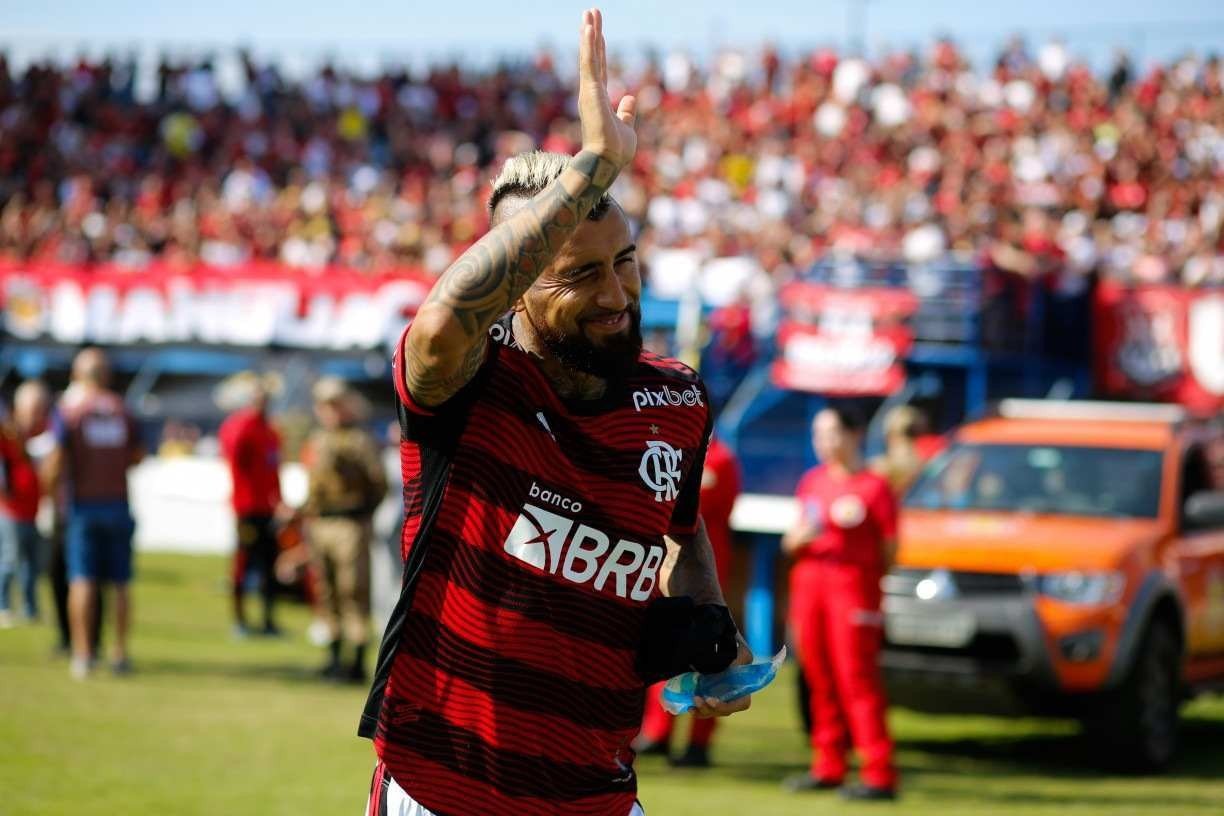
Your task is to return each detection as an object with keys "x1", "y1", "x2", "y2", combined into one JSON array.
[{"x1": 0, "y1": 39, "x2": 1221, "y2": 289}]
